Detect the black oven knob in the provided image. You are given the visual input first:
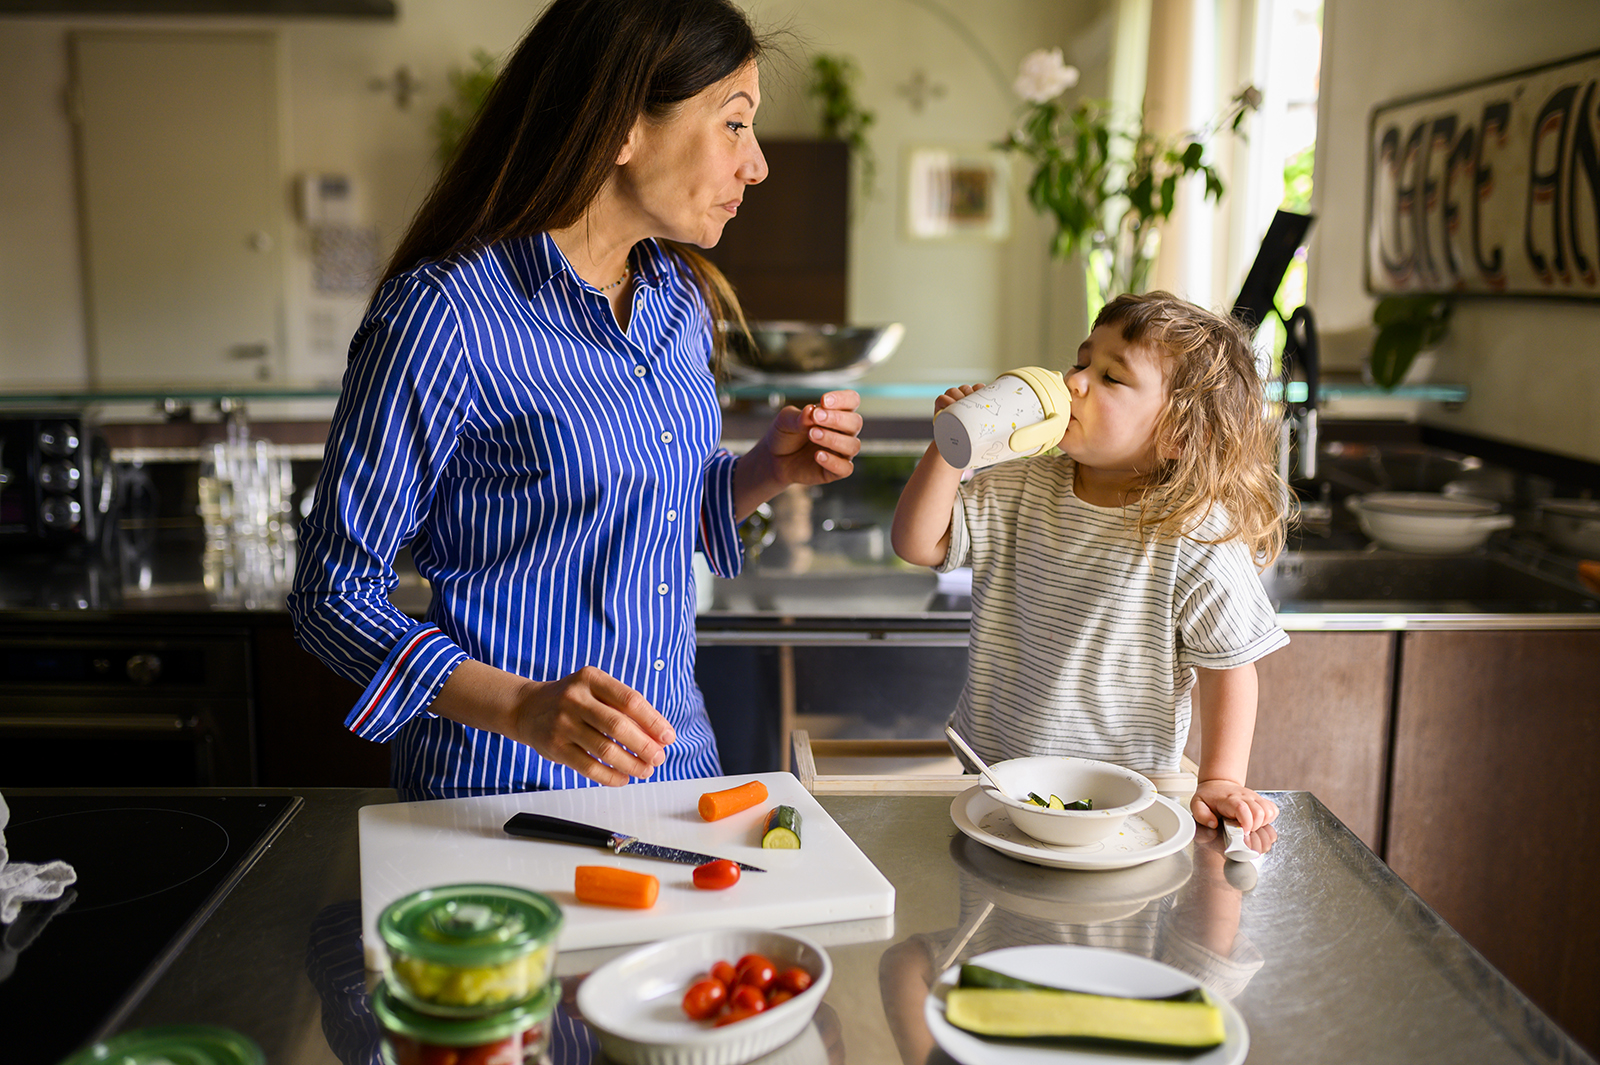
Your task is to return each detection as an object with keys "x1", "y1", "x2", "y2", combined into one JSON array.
[
  {"x1": 126, "y1": 653, "x2": 162, "y2": 685},
  {"x1": 39, "y1": 496, "x2": 83, "y2": 530},
  {"x1": 38, "y1": 423, "x2": 81, "y2": 456},
  {"x1": 39, "y1": 461, "x2": 83, "y2": 493}
]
